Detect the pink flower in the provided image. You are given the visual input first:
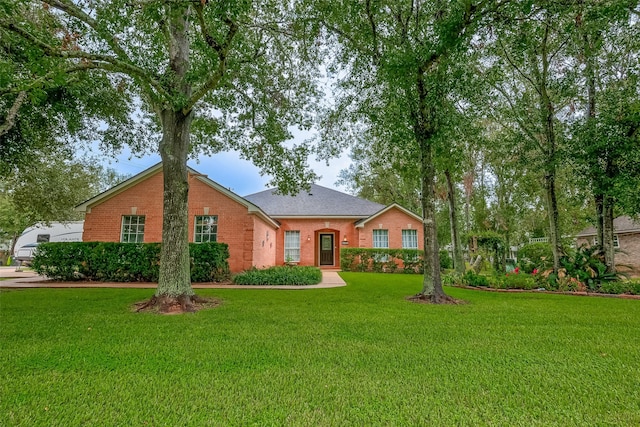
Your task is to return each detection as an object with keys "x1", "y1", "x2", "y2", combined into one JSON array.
[{"x1": 532, "y1": 268, "x2": 538, "y2": 275}]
